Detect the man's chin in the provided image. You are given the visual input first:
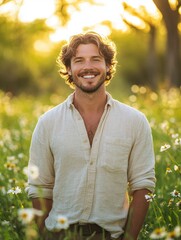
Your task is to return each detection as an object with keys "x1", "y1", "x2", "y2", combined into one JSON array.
[{"x1": 75, "y1": 80, "x2": 105, "y2": 94}]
